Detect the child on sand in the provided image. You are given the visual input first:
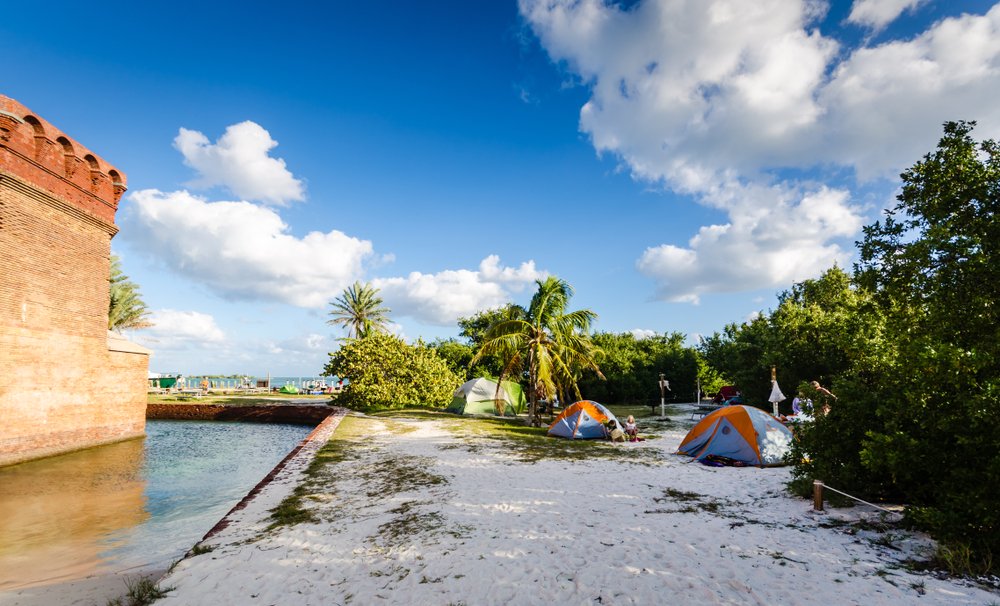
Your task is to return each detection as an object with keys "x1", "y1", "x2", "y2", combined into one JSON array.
[
  {"x1": 604, "y1": 419, "x2": 626, "y2": 442},
  {"x1": 625, "y1": 415, "x2": 638, "y2": 440}
]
